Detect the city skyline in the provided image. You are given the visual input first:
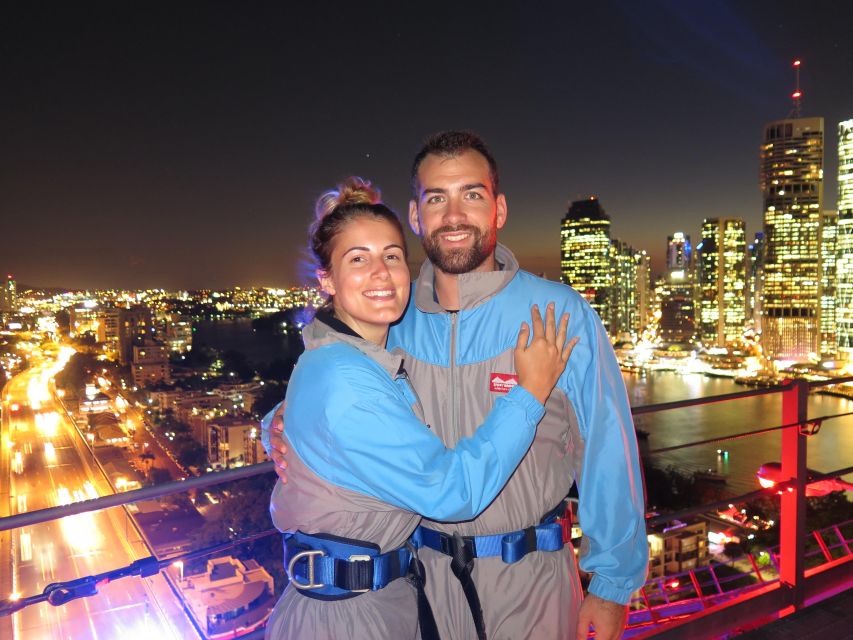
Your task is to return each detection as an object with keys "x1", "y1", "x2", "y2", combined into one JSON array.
[{"x1": 4, "y1": 1, "x2": 853, "y2": 289}]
